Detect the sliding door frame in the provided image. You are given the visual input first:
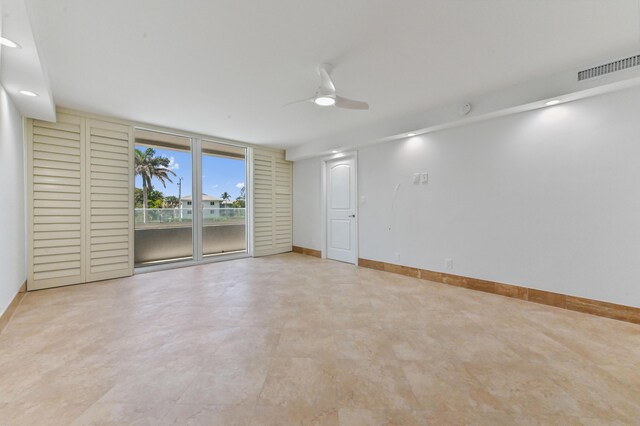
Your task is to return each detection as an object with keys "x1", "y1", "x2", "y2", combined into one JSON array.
[
  {"x1": 192, "y1": 137, "x2": 203, "y2": 263},
  {"x1": 133, "y1": 133, "x2": 251, "y2": 274},
  {"x1": 200, "y1": 138, "x2": 250, "y2": 260}
]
